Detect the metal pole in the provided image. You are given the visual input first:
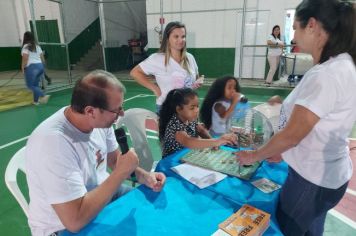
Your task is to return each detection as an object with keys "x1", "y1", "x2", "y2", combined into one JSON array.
[
  {"x1": 28, "y1": 0, "x2": 39, "y2": 42},
  {"x1": 238, "y1": 0, "x2": 247, "y2": 79},
  {"x1": 251, "y1": 0, "x2": 260, "y2": 79},
  {"x1": 12, "y1": 0, "x2": 22, "y2": 45},
  {"x1": 98, "y1": 0, "x2": 108, "y2": 70},
  {"x1": 160, "y1": 0, "x2": 163, "y2": 37},
  {"x1": 58, "y1": 0, "x2": 72, "y2": 83}
]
